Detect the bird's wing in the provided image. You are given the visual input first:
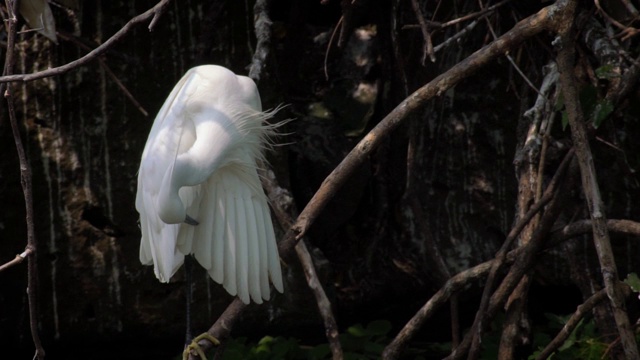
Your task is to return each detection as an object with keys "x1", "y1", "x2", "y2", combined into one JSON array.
[
  {"x1": 191, "y1": 154, "x2": 284, "y2": 304},
  {"x1": 136, "y1": 69, "x2": 202, "y2": 282}
]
